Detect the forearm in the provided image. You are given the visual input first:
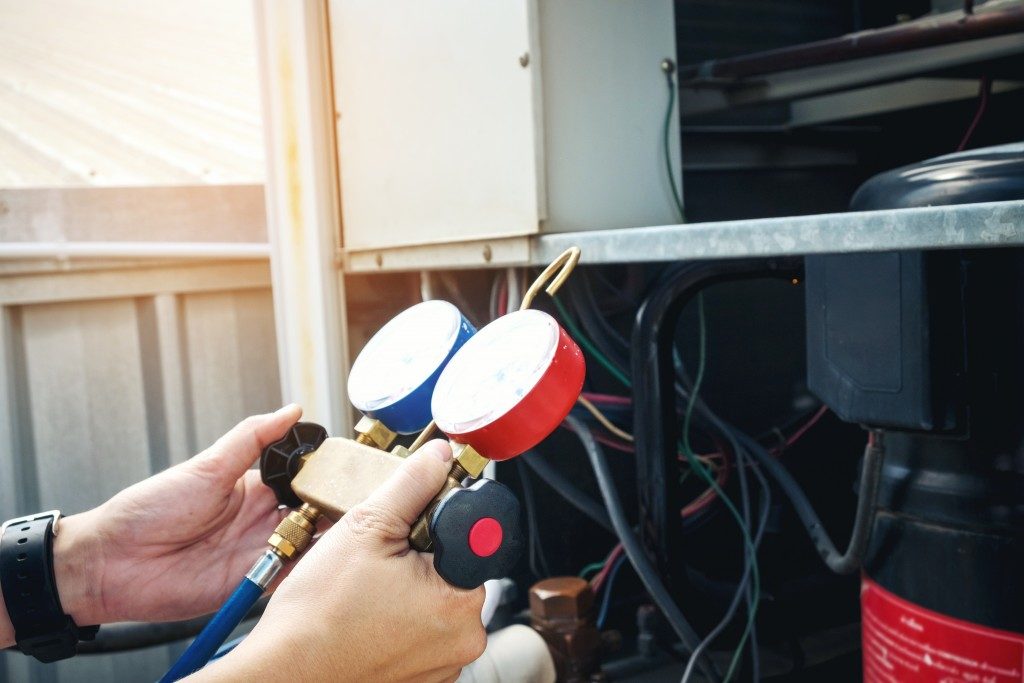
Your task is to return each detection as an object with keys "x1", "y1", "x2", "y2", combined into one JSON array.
[
  {"x1": 0, "y1": 511, "x2": 105, "y2": 650},
  {"x1": 0, "y1": 584, "x2": 12, "y2": 648}
]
